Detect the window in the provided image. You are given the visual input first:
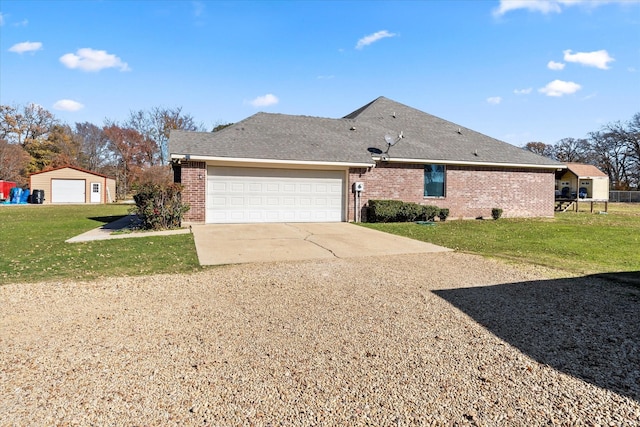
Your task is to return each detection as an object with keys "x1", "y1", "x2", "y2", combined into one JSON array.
[{"x1": 424, "y1": 164, "x2": 445, "y2": 197}]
